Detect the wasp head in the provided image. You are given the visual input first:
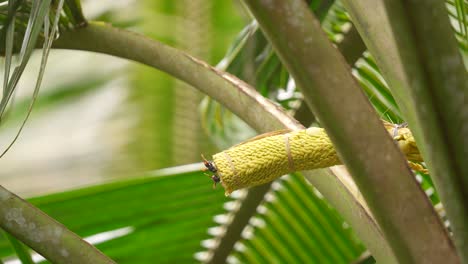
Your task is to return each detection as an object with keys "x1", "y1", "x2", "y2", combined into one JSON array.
[
  {"x1": 202, "y1": 154, "x2": 220, "y2": 188},
  {"x1": 201, "y1": 154, "x2": 217, "y2": 173}
]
